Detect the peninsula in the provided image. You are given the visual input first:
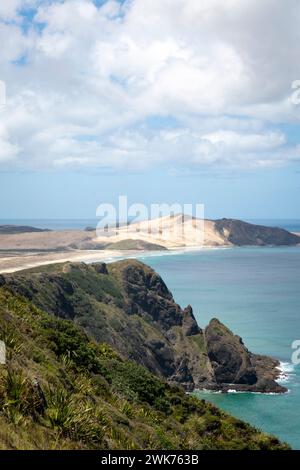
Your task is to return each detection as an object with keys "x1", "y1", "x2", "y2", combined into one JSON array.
[{"x1": 0, "y1": 216, "x2": 299, "y2": 274}]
